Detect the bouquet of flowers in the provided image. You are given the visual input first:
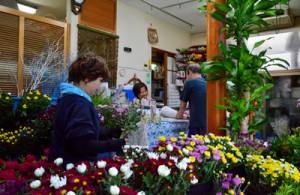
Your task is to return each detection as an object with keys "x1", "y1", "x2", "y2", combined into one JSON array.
[{"x1": 95, "y1": 103, "x2": 142, "y2": 138}]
